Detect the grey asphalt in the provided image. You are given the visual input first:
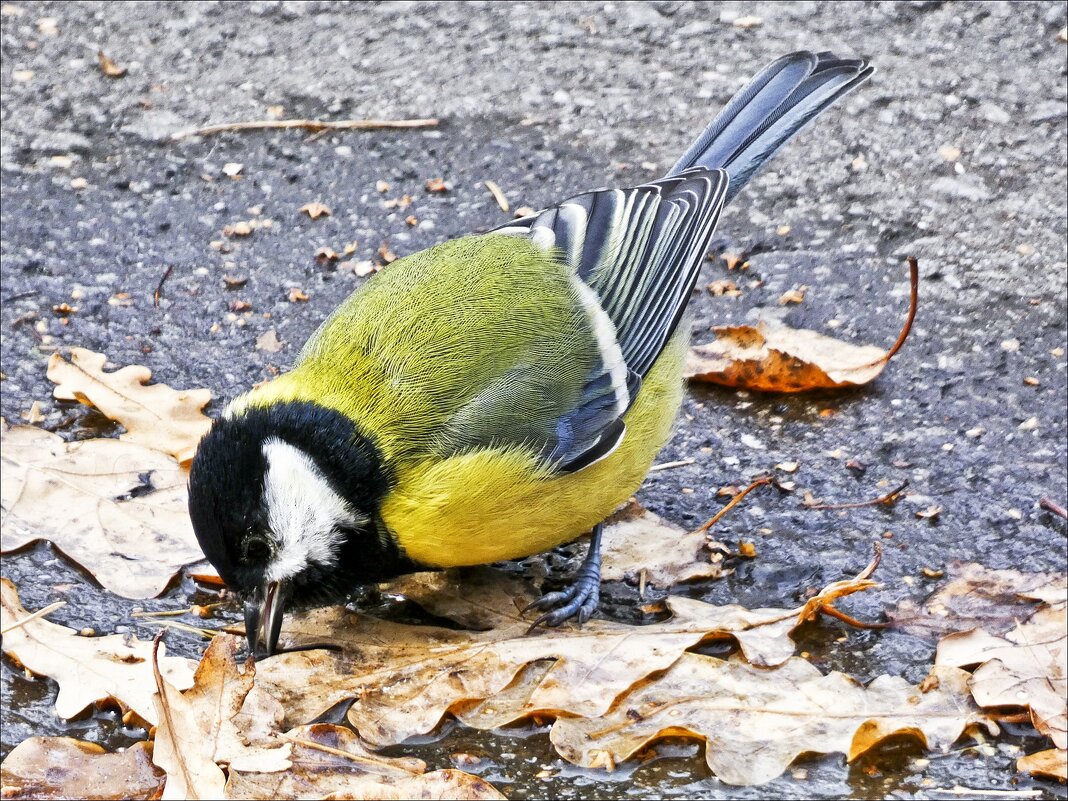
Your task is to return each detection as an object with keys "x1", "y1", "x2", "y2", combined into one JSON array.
[{"x1": 1, "y1": 2, "x2": 1066, "y2": 798}]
